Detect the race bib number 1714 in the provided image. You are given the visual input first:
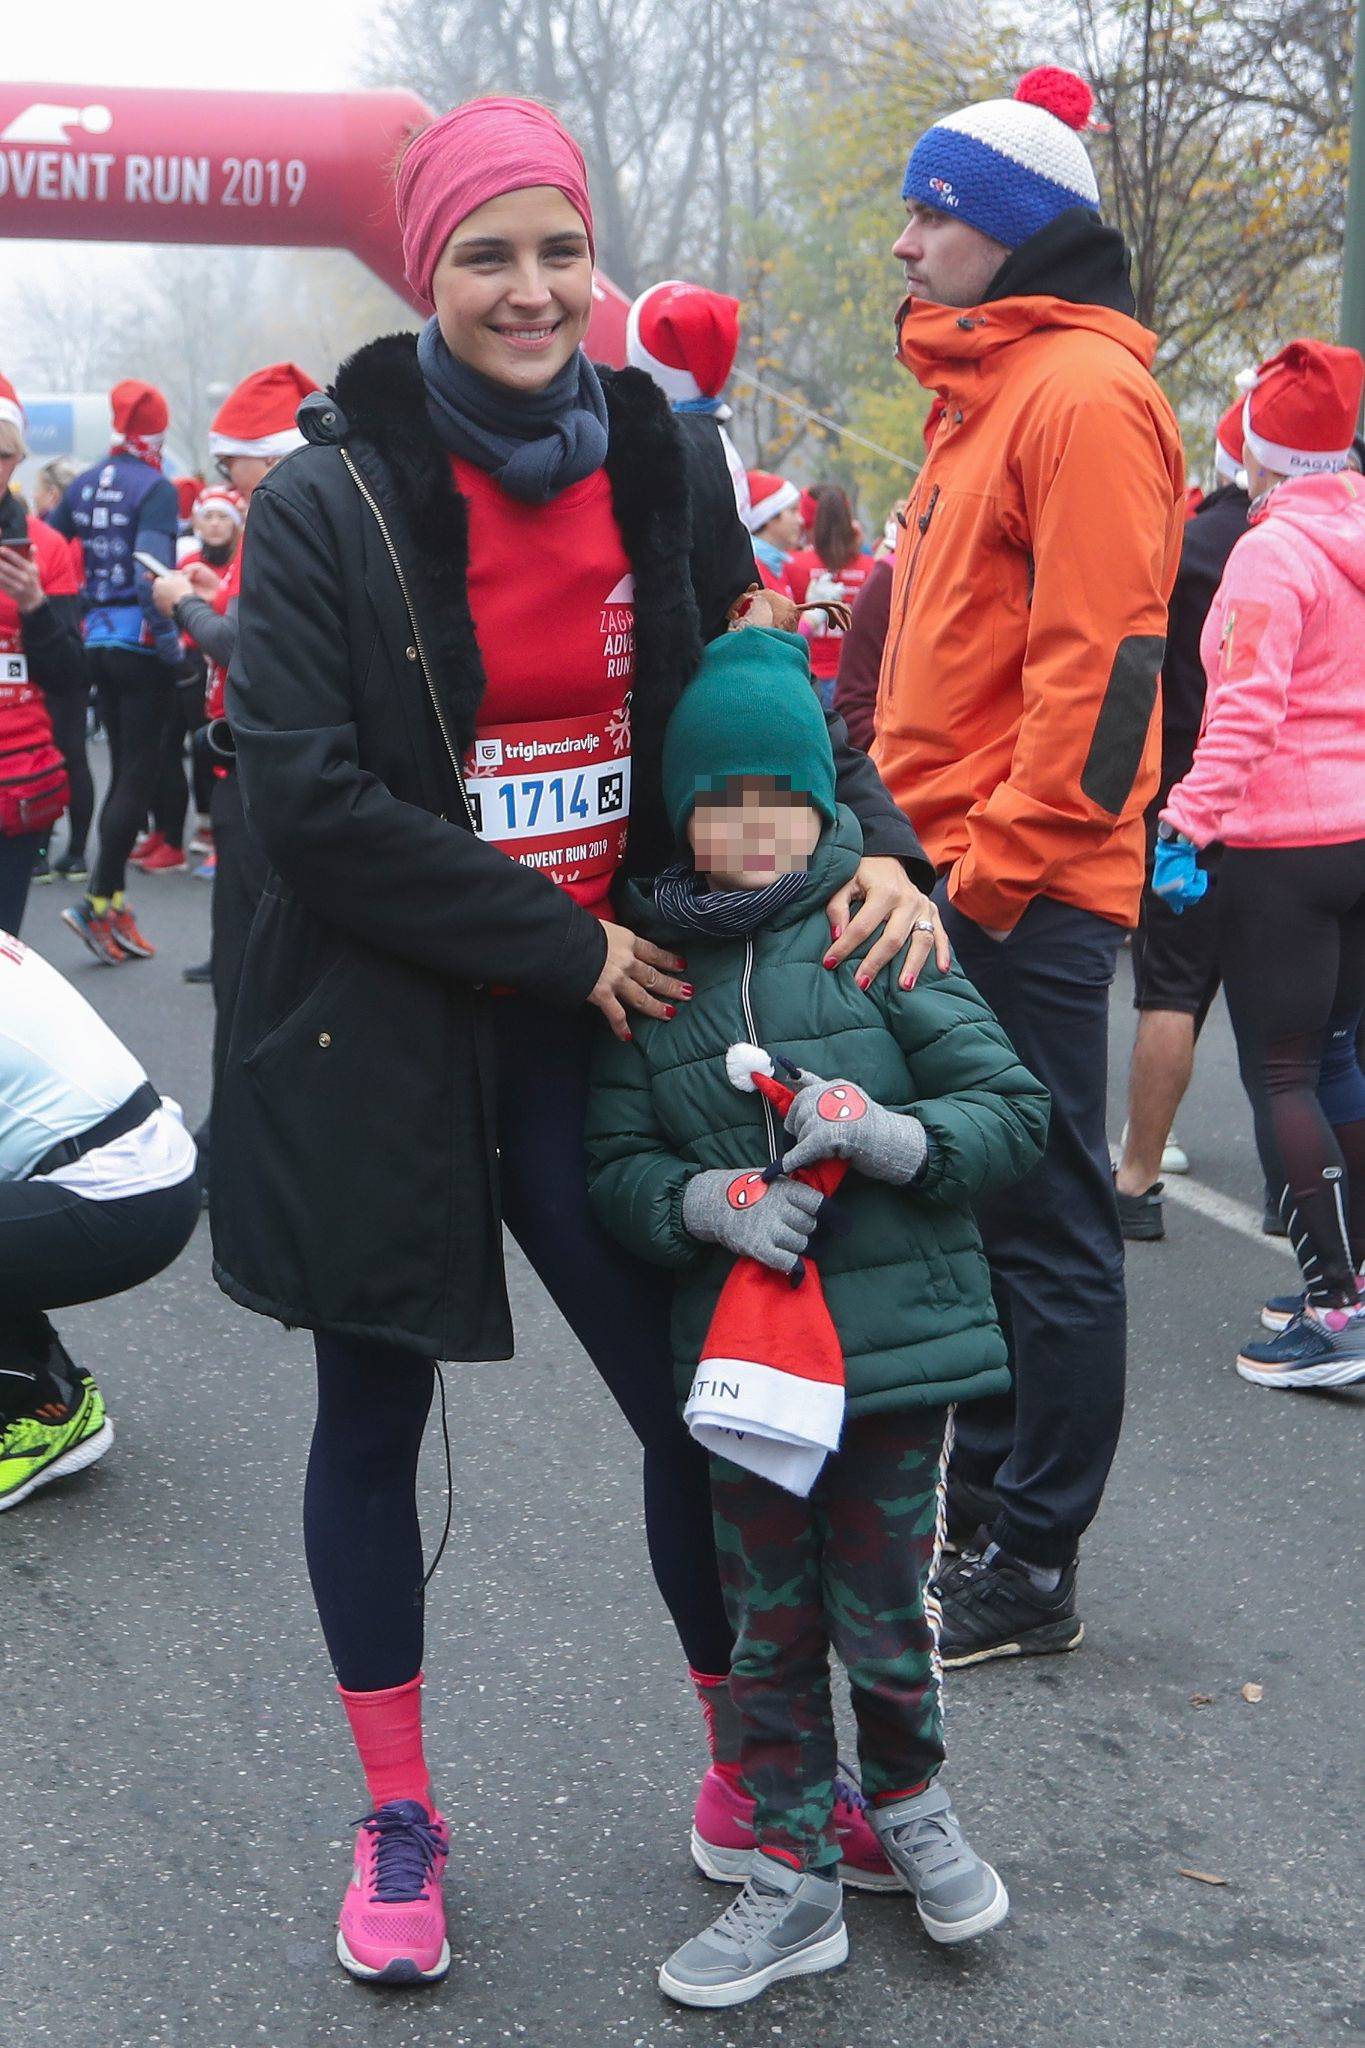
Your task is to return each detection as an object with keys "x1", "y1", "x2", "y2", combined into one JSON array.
[{"x1": 465, "y1": 705, "x2": 632, "y2": 890}]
